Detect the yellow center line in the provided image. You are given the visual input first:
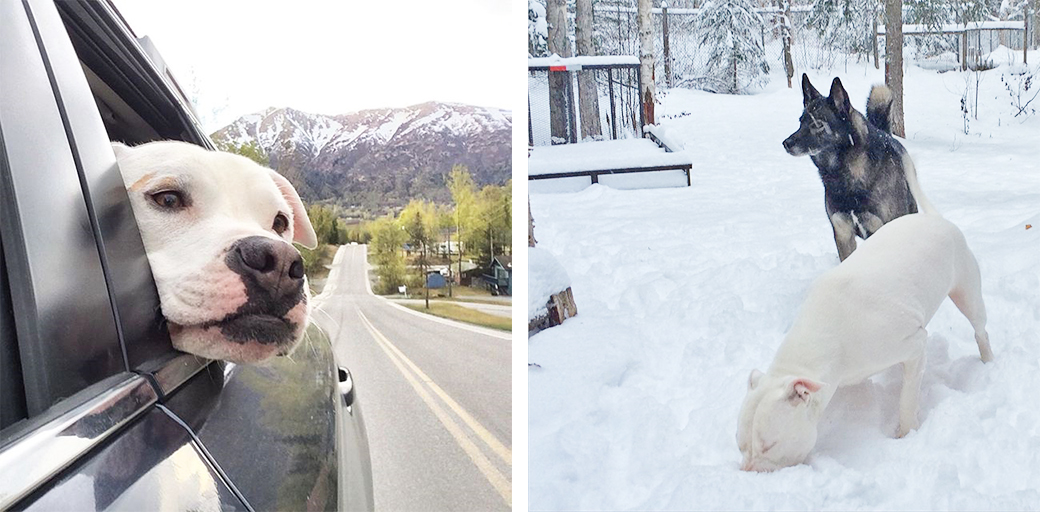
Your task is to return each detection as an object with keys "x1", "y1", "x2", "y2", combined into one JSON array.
[
  {"x1": 357, "y1": 310, "x2": 512, "y2": 506},
  {"x1": 372, "y1": 319, "x2": 512, "y2": 465}
]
